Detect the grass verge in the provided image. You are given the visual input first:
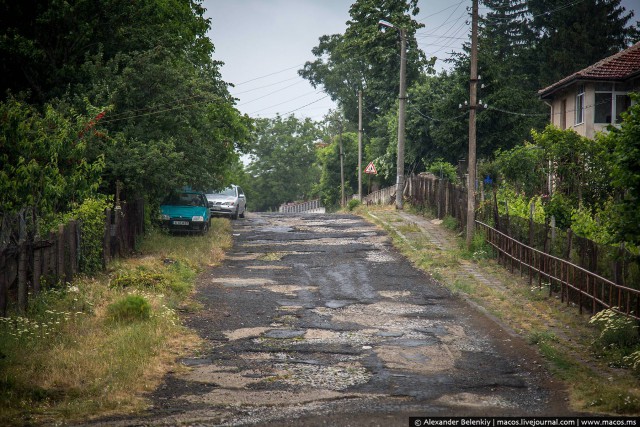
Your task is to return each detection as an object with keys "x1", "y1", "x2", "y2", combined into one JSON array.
[
  {"x1": 0, "y1": 218, "x2": 232, "y2": 426},
  {"x1": 363, "y1": 205, "x2": 640, "y2": 415}
]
